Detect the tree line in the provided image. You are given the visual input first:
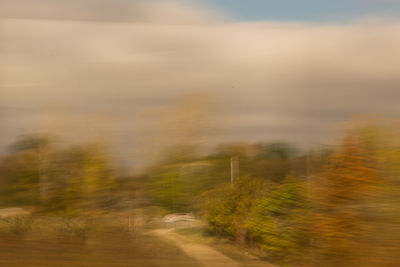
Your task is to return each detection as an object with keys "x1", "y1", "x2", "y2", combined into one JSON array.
[{"x1": 0, "y1": 121, "x2": 399, "y2": 266}]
